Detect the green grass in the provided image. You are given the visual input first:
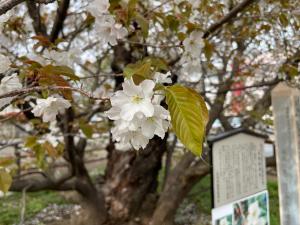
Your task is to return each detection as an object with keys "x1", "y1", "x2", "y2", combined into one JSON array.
[
  {"x1": 188, "y1": 175, "x2": 212, "y2": 215},
  {"x1": 187, "y1": 175, "x2": 280, "y2": 224},
  {"x1": 0, "y1": 191, "x2": 67, "y2": 225},
  {"x1": 268, "y1": 180, "x2": 280, "y2": 225},
  {"x1": 0, "y1": 173, "x2": 281, "y2": 225}
]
